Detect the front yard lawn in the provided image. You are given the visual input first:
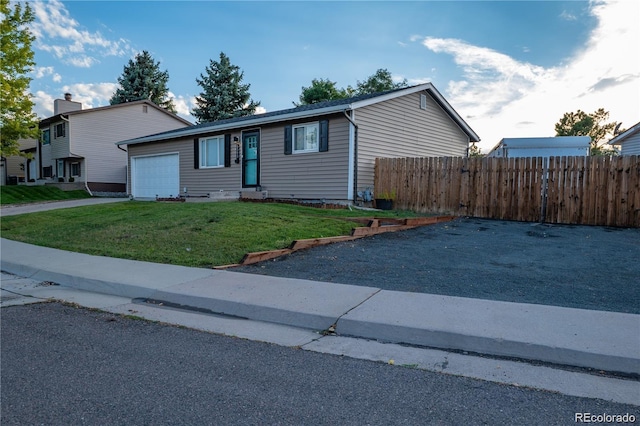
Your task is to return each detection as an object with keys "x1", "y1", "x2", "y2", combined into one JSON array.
[
  {"x1": 0, "y1": 201, "x2": 420, "y2": 267},
  {"x1": 1, "y1": 186, "x2": 91, "y2": 205}
]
